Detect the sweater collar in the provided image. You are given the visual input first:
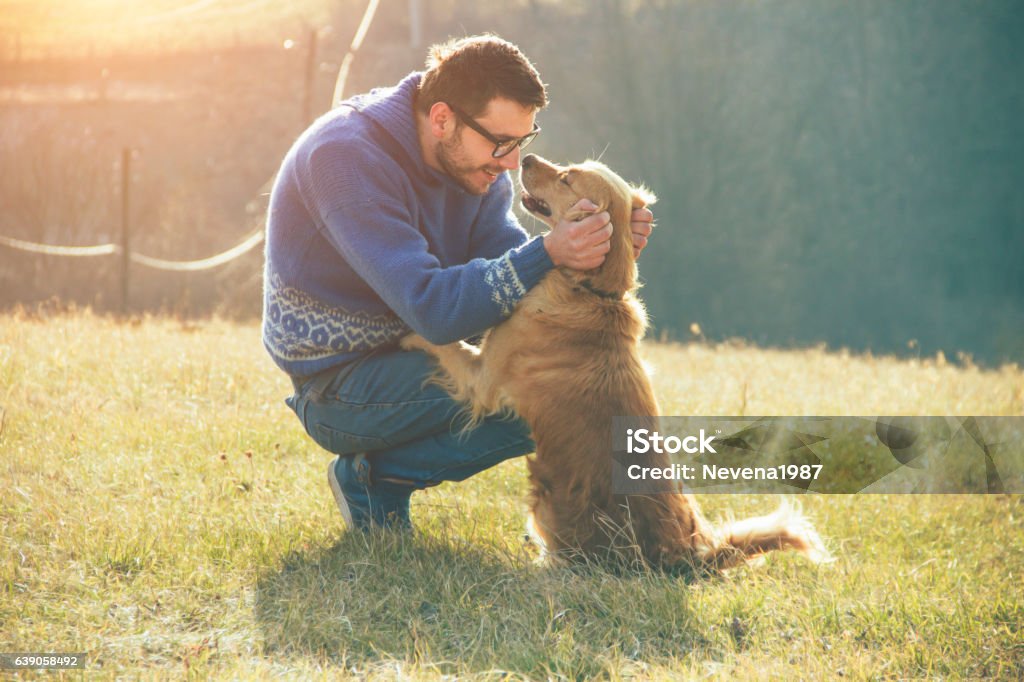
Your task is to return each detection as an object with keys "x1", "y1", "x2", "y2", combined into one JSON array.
[
  {"x1": 345, "y1": 72, "x2": 454, "y2": 191},
  {"x1": 346, "y1": 71, "x2": 490, "y2": 195}
]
